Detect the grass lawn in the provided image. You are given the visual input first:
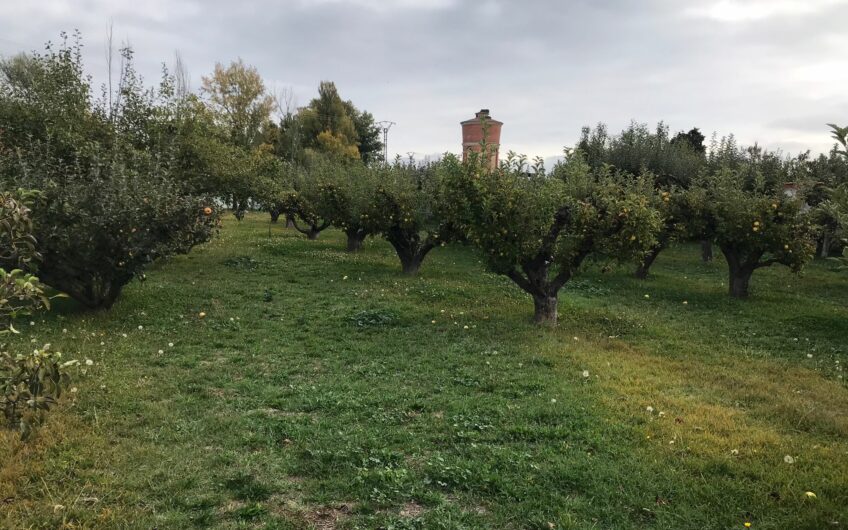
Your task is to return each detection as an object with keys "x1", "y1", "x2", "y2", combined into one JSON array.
[{"x1": 2, "y1": 213, "x2": 847, "y2": 529}]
